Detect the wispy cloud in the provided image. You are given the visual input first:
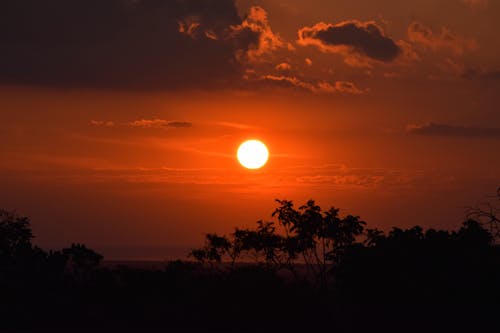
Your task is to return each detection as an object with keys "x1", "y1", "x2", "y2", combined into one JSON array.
[
  {"x1": 462, "y1": 68, "x2": 500, "y2": 80},
  {"x1": 1, "y1": 154, "x2": 464, "y2": 196},
  {"x1": 408, "y1": 22, "x2": 477, "y2": 55},
  {"x1": 90, "y1": 120, "x2": 114, "y2": 127},
  {"x1": 210, "y1": 122, "x2": 259, "y2": 130},
  {"x1": 128, "y1": 119, "x2": 192, "y2": 128},
  {"x1": 407, "y1": 123, "x2": 500, "y2": 138},
  {"x1": 261, "y1": 75, "x2": 364, "y2": 94}
]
